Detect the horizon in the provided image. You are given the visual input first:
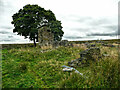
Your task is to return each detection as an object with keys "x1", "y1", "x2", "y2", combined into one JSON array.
[{"x1": 0, "y1": 38, "x2": 119, "y2": 44}]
